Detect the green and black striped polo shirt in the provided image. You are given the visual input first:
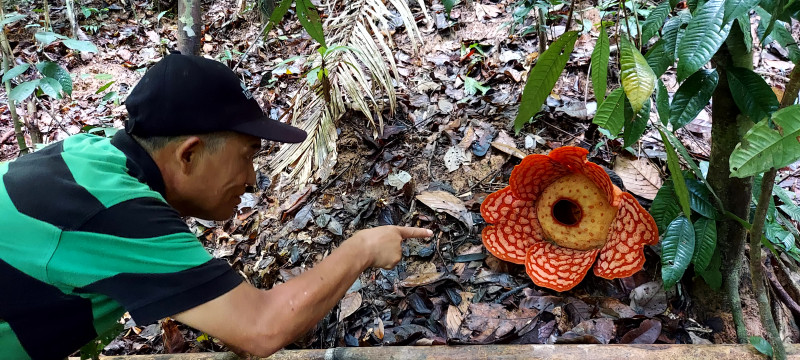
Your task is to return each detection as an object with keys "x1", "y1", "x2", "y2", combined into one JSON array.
[{"x1": 0, "y1": 131, "x2": 242, "y2": 359}]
